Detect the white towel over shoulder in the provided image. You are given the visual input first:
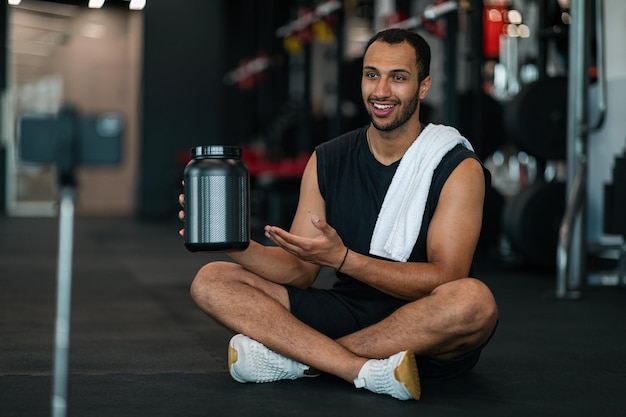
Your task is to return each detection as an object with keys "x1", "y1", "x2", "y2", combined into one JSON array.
[{"x1": 369, "y1": 124, "x2": 473, "y2": 262}]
